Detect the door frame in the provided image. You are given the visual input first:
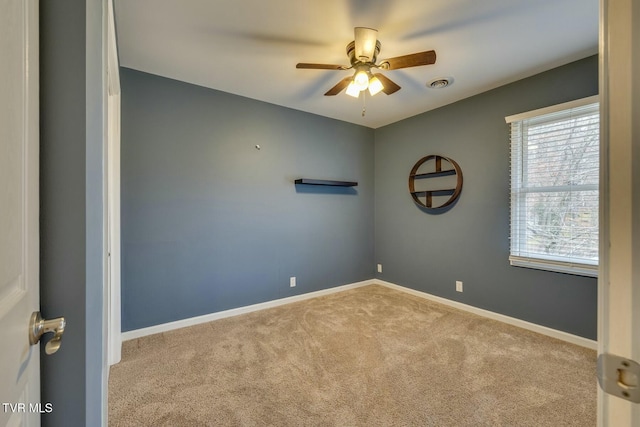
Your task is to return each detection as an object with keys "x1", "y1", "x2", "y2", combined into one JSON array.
[
  {"x1": 106, "y1": 0, "x2": 122, "y2": 367},
  {"x1": 98, "y1": 0, "x2": 639, "y2": 425},
  {"x1": 597, "y1": 0, "x2": 640, "y2": 425}
]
